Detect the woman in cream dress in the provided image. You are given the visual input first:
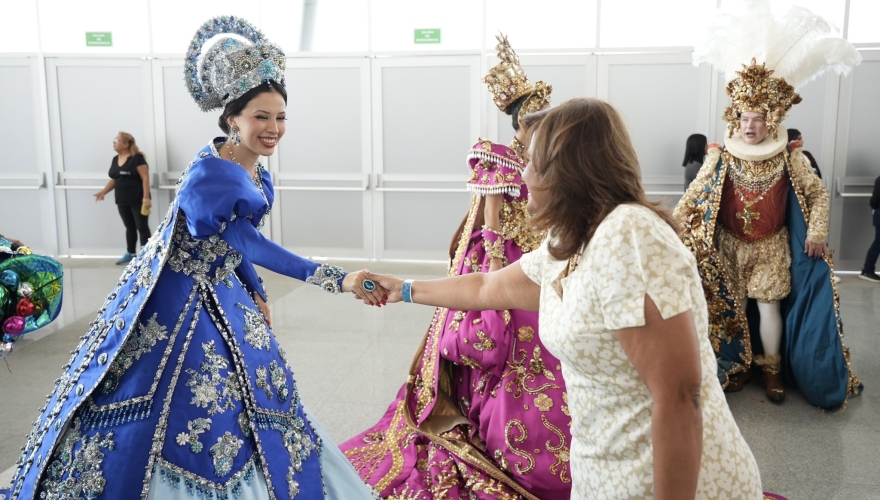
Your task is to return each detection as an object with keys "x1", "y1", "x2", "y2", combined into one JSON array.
[{"x1": 357, "y1": 98, "x2": 775, "y2": 499}]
